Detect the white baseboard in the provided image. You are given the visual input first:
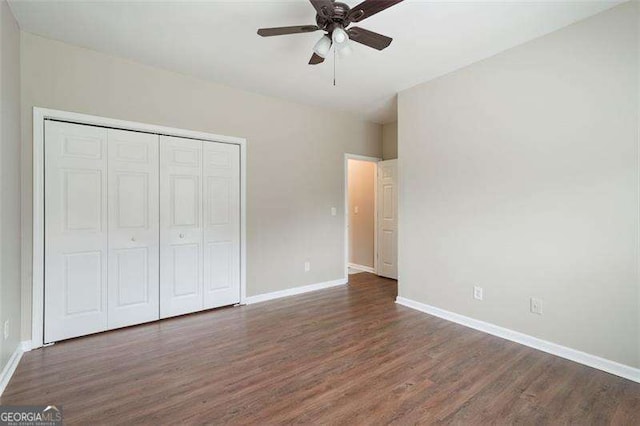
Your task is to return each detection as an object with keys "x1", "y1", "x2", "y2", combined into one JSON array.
[
  {"x1": 245, "y1": 278, "x2": 348, "y2": 304},
  {"x1": 348, "y1": 263, "x2": 376, "y2": 274},
  {"x1": 395, "y1": 296, "x2": 640, "y2": 384},
  {"x1": 0, "y1": 340, "x2": 31, "y2": 396}
]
